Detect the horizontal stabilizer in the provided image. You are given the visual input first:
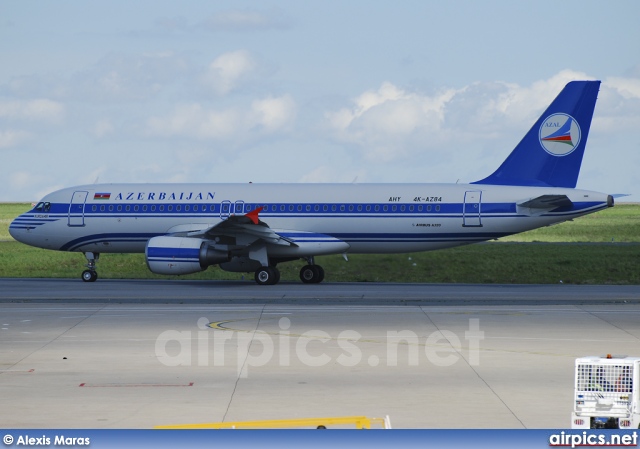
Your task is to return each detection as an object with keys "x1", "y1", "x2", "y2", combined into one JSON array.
[
  {"x1": 611, "y1": 194, "x2": 630, "y2": 199},
  {"x1": 518, "y1": 194, "x2": 573, "y2": 209}
]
